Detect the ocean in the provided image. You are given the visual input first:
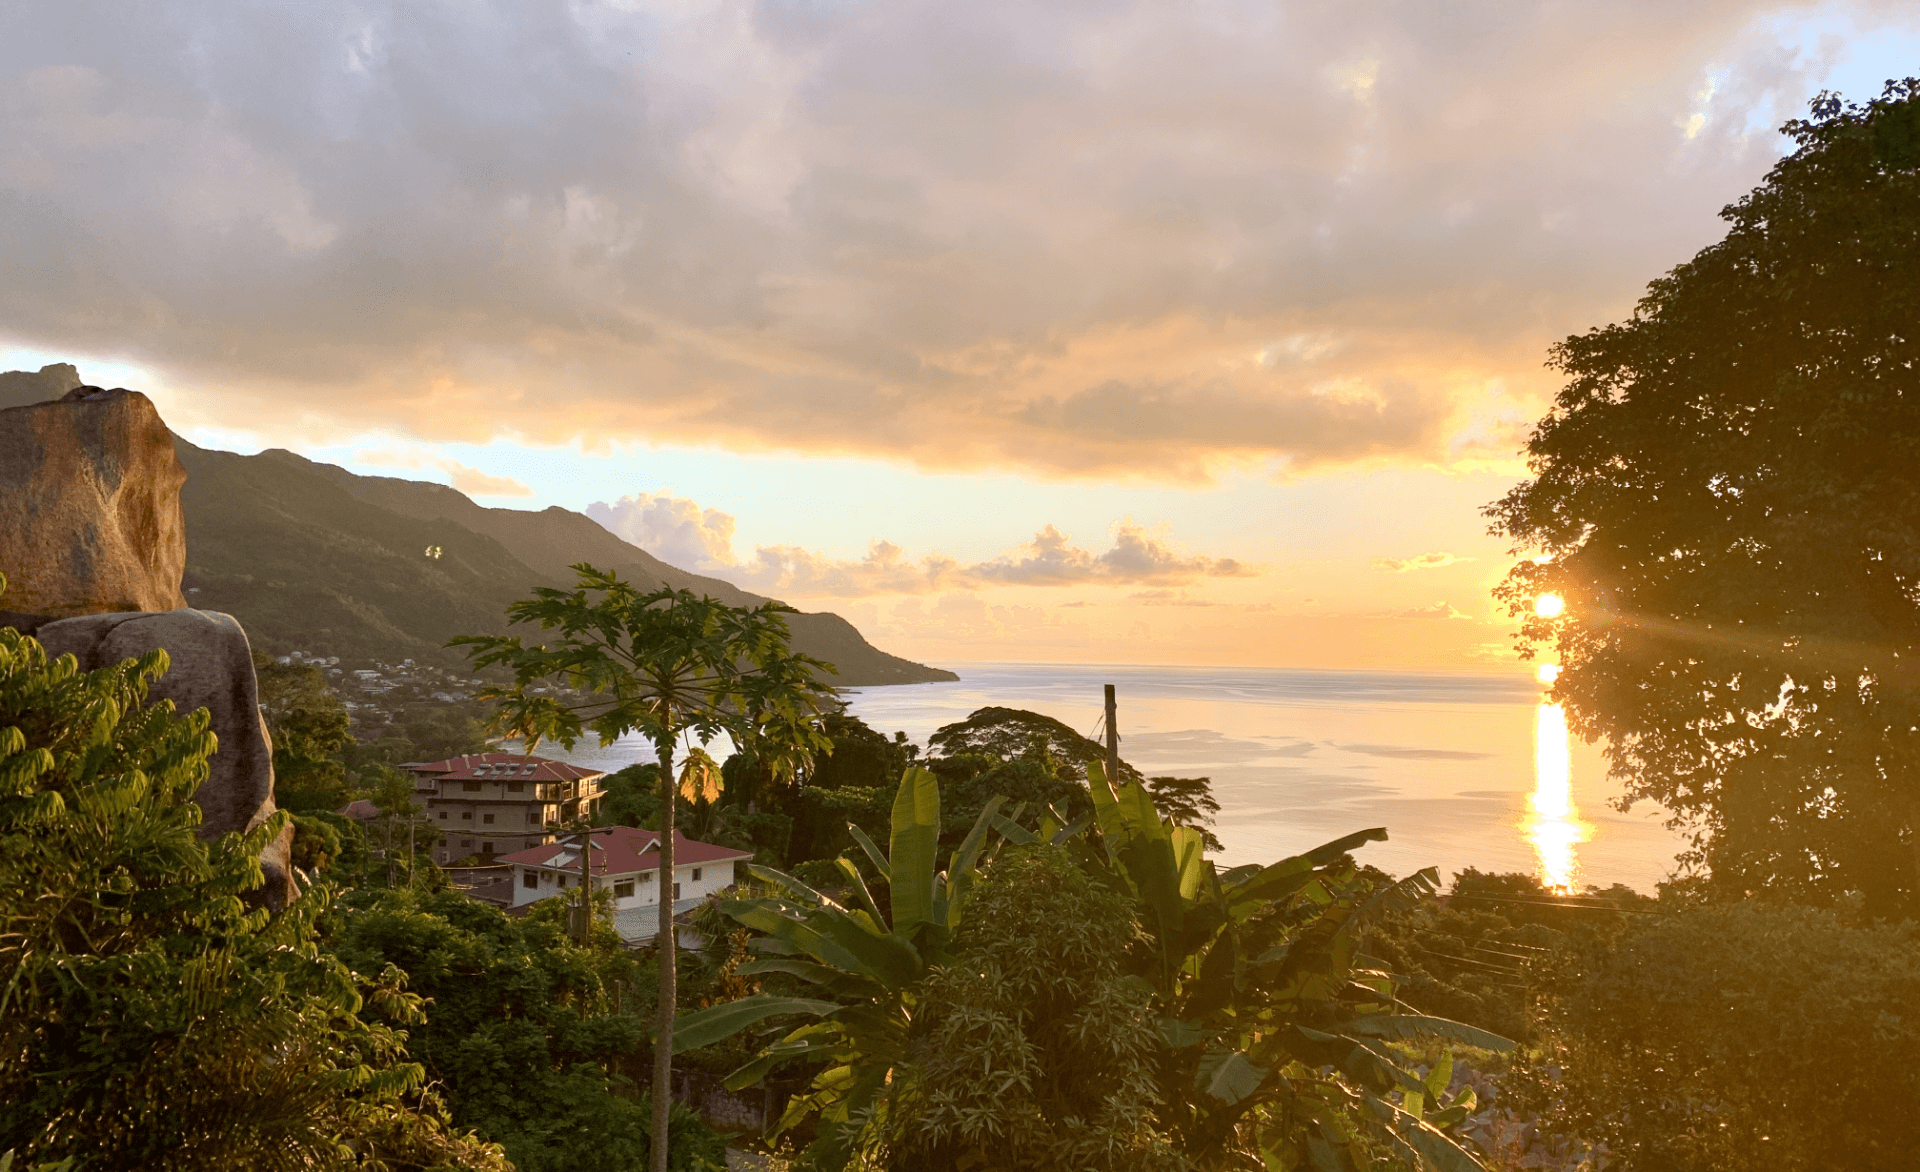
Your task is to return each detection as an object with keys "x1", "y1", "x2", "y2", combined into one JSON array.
[{"x1": 536, "y1": 662, "x2": 1686, "y2": 894}]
